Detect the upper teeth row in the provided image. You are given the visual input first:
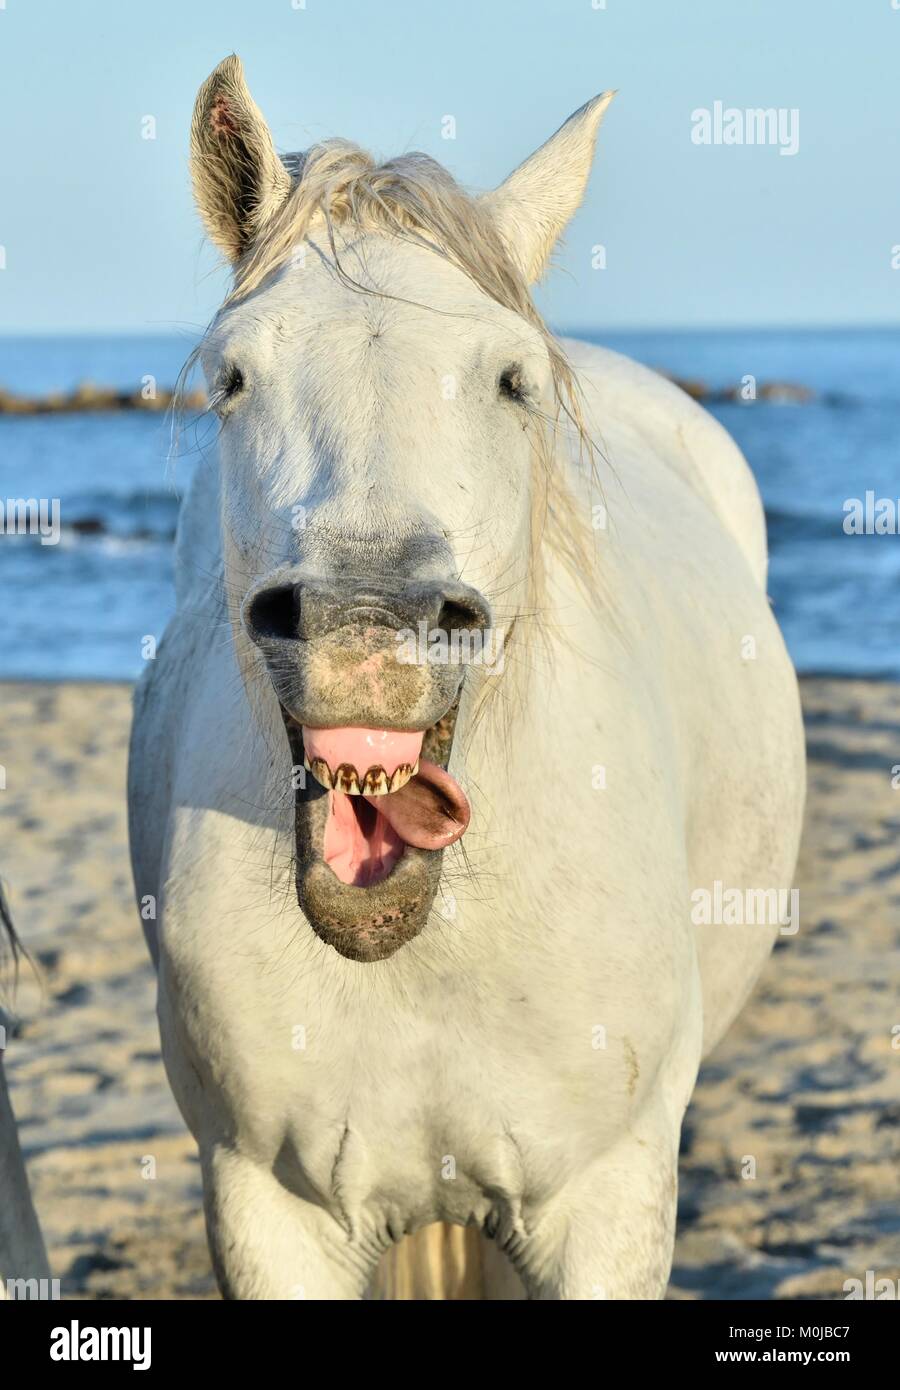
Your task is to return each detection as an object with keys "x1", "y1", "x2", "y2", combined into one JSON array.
[{"x1": 304, "y1": 756, "x2": 418, "y2": 796}]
